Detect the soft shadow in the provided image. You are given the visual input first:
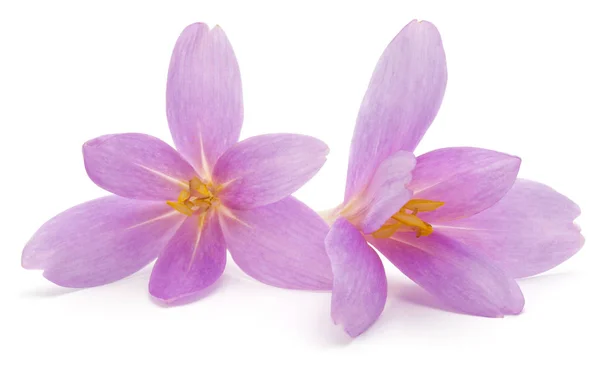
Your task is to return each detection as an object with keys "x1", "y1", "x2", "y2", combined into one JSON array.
[
  {"x1": 308, "y1": 273, "x2": 580, "y2": 341},
  {"x1": 517, "y1": 271, "x2": 576, "y2": 285},
  {"x1": 20, "y1": 286, "x2": 82, "y2": 298},
  {"x1": 385, "y1": 272, "x2": 577, "y2": 318},
  {"x1": 368, "y1": 281, "x2": 467, "y2": 335},
  {"x1": 311, "y1": 282, "x2": 458, "y2": 345},
  {"x1": 390, "y1": 281, "x2": 457, "y2": 314},
  {"x1": 313, "y1": 309, "x2": 355, "y2": 346},
  {"x1": 149, "y1": 275, "x2": 229, "y2": 308}
]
